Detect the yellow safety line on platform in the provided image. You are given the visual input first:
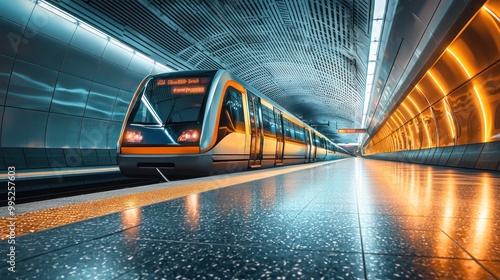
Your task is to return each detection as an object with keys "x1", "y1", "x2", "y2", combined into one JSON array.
[
  {"x1": 0, "y1": 160, "x2": 344, "y2": 240},
  {"x1": 0, "y1": 167, "x2": 120, "y2": 180}
]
